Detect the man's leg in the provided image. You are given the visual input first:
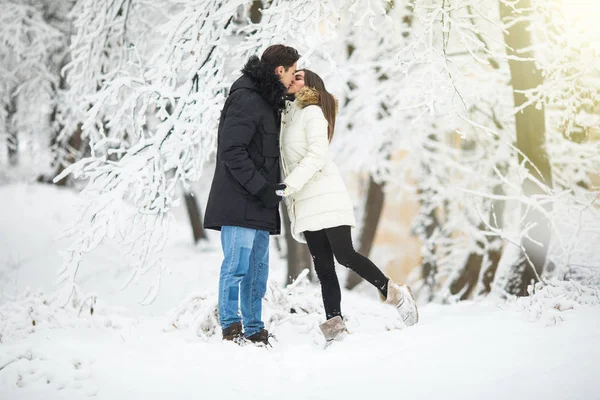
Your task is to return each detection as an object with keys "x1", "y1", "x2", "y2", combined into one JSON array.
[
  {"x1": 218, "y1": 226, "x2": 257, "y2": 332},
  {"x1": 240, "y1": 229, "x2": 270, "y2": 337}
]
